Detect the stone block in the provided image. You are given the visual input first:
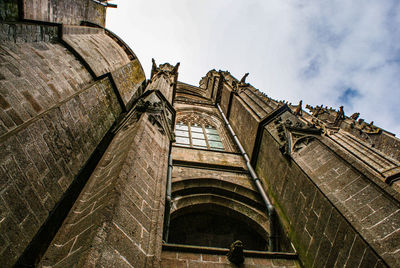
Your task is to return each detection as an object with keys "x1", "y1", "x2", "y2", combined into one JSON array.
[
  {"x1": 160, "y1": 257, "x2": 188, "y2": 268},
  {"x1": 202, "y1": 253, "x2": 220, "y2": 262},
  {"x1": 359, "y1": 247, "x2": 379, "y2": 268},
  {"x1": 334, "y1": 230, "x2": 355, "y2": 267}
]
